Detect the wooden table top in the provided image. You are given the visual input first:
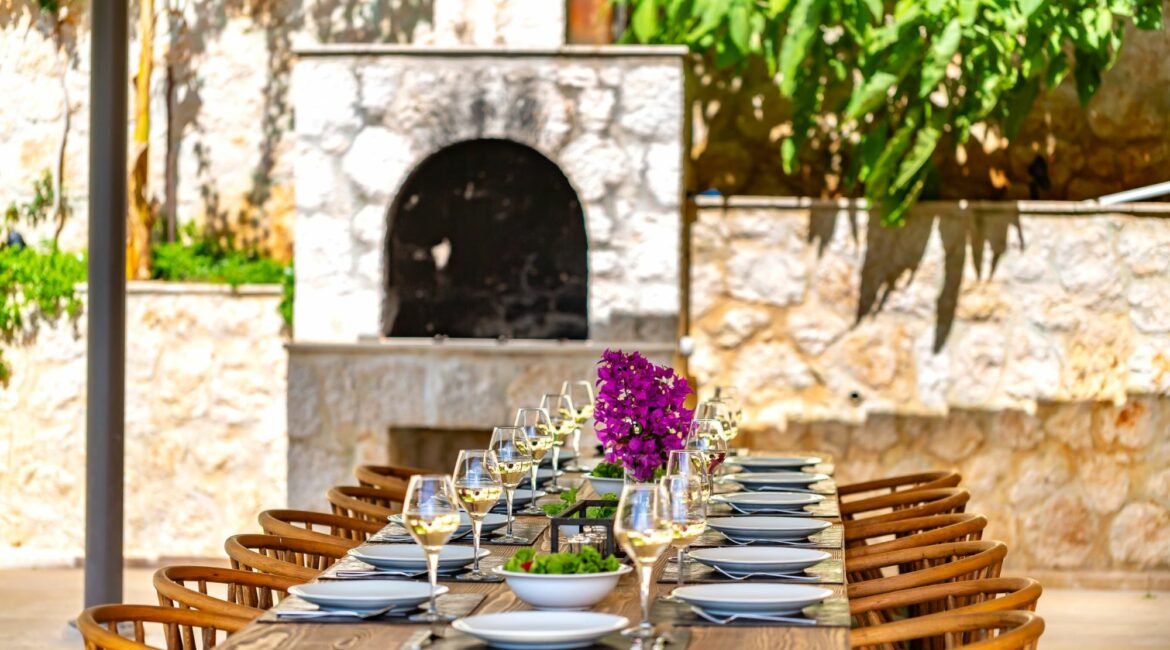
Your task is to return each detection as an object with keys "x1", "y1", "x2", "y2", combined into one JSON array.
[{"x1": 219, "y1": 459, "x2": 849, "y2": 650}]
